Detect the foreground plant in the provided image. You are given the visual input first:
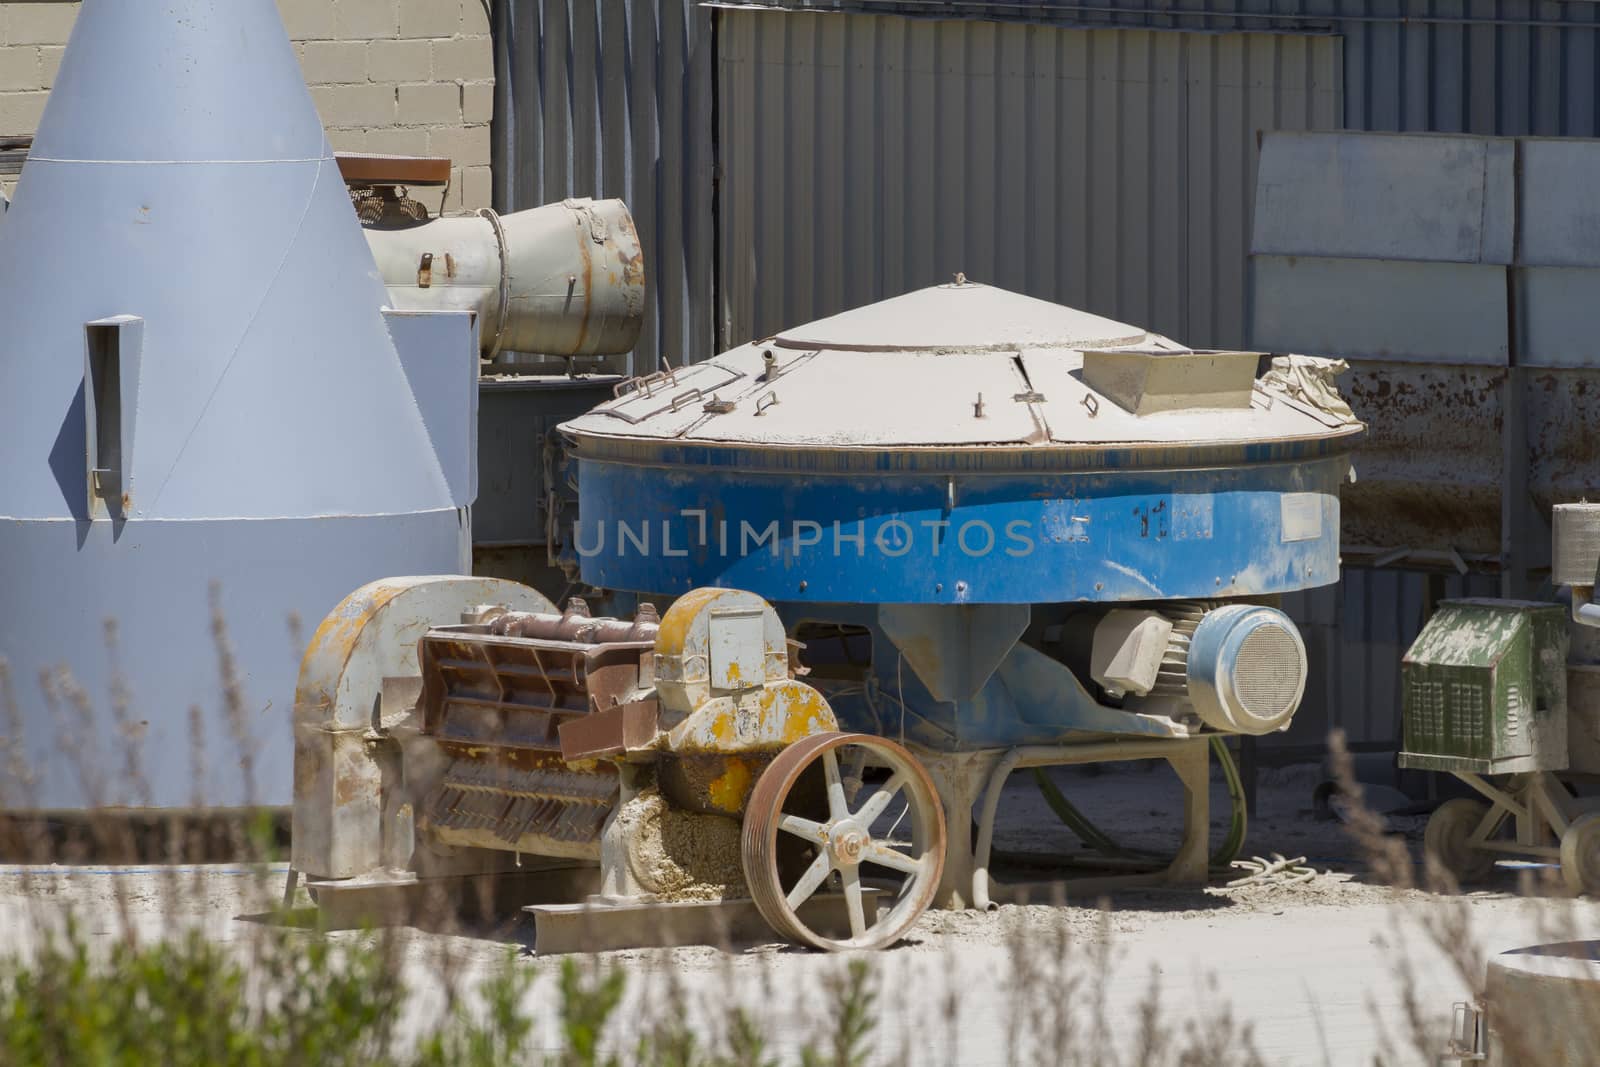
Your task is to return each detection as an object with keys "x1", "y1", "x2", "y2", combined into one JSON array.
[{"x1": 0, "y1": 918, "x2": 404, "y2": 1067}]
